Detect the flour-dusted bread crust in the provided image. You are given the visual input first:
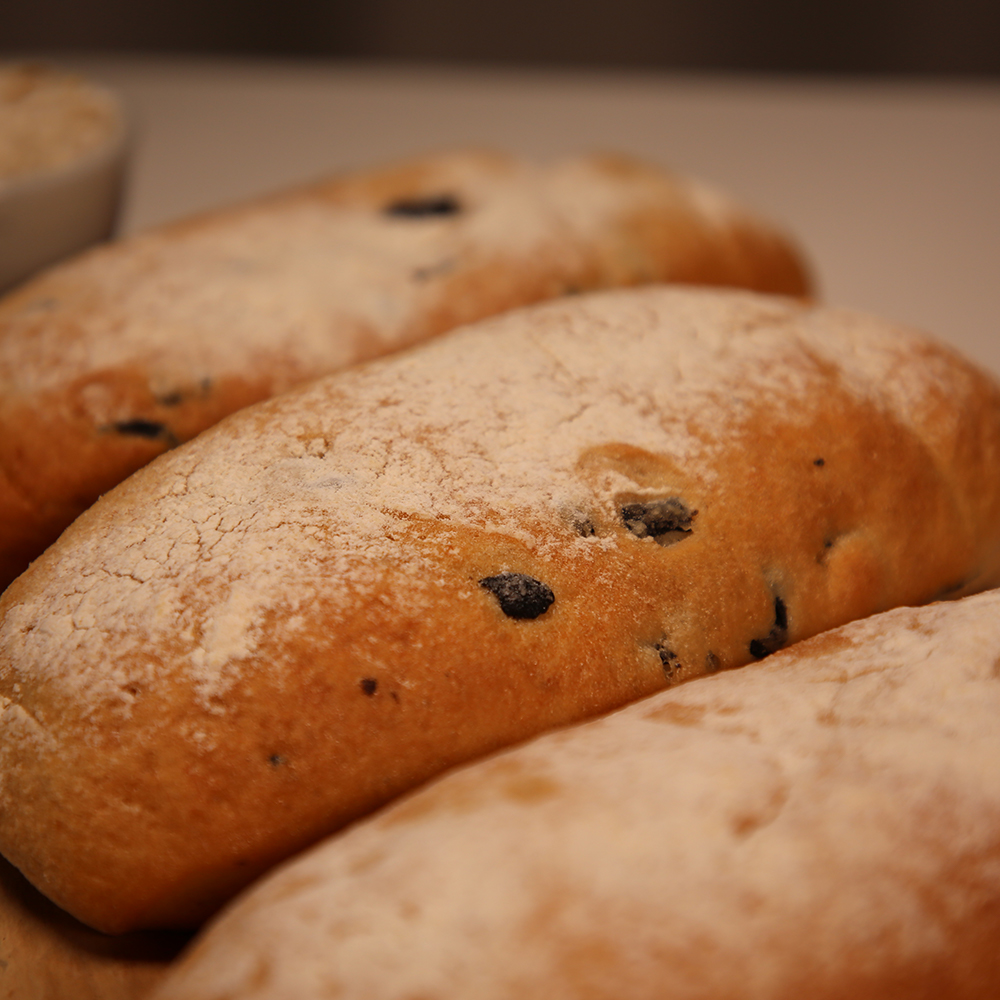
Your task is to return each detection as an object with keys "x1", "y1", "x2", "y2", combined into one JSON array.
[
  {"x1": 0, "y1": 854, "x2": 185, "y2": 1000},
  {"x1": 151, "y1": 588, "x2": 1000, "y2": 1000},
  {"x1": 3, "y1": 287, "x2": 1000, "y2": 933},
  {"x1": 0, "y1": 150, "x2": 810, "y2": 590}
]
